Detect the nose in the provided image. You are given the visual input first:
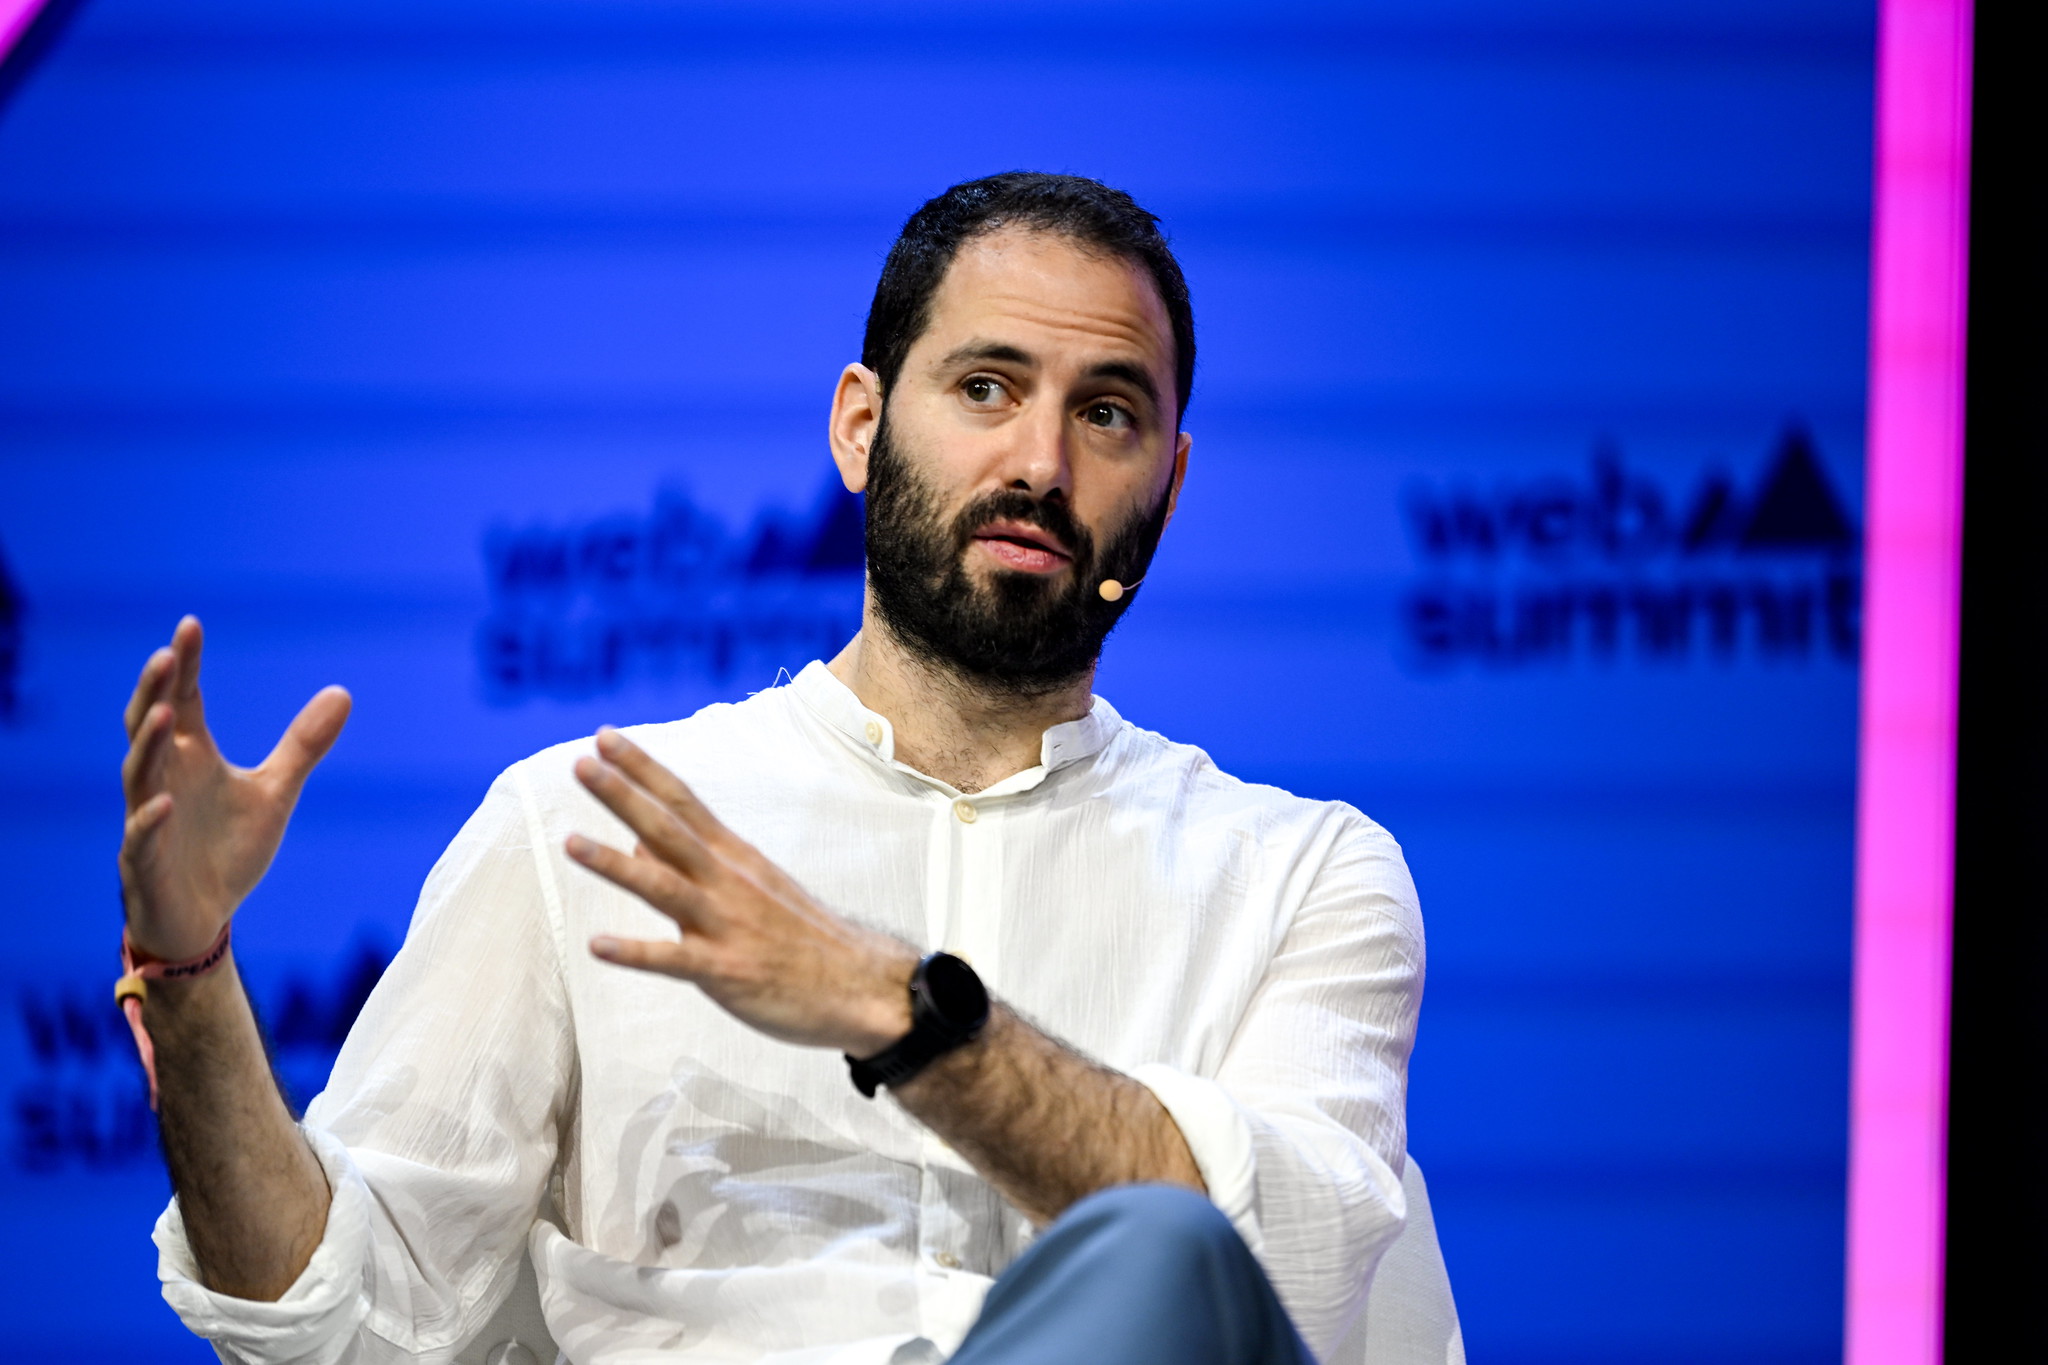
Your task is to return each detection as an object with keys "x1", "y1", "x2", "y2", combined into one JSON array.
[{"x1": 1000, "y1": 398, "x2": 1072, "y2": 501}]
